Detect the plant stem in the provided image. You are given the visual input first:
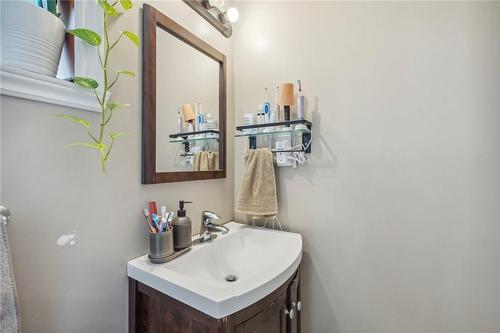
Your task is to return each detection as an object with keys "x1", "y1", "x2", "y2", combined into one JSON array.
[
  {"x1": 87, "y1": 130, "x2": 99, "y2": 143},
  {"x1": 109, "y1": 34, "x2": 122, "y2": 50},
  {"x1": 101, "y1": 155, "x2": 107, "y2": 173},
  {"x1": 105, "y1": 138, "x2": 115, "y2": 161},
  {"x1": 107, "y1": 74, "x2": 120, "y2": 90},
  {"x1": 97, "y1": 10, "x2": 112, "y2": 173},
  {"x1": 99, "y1": 11, "x2": 110, "y2": 144}
]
